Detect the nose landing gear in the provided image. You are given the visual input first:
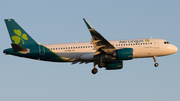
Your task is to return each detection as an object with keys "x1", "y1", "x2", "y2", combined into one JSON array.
[
  {"x1": 154, "y1": 63, "x2": 159, "y2": 67},
  {"x1": 153, "y1": 56, "x2": 159, "y2": 67}
]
